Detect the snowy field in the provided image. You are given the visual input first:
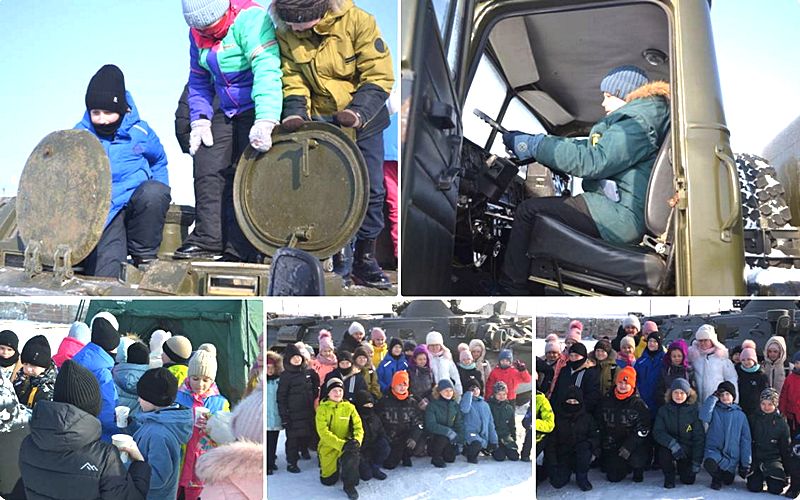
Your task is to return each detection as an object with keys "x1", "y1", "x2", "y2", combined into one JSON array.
[
  {"x1": 536, "y1": 465, "x2": 795, "y2": 499},
  {"x1": 267, "y1": 407, "x2": 533, "y2": 499}
]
